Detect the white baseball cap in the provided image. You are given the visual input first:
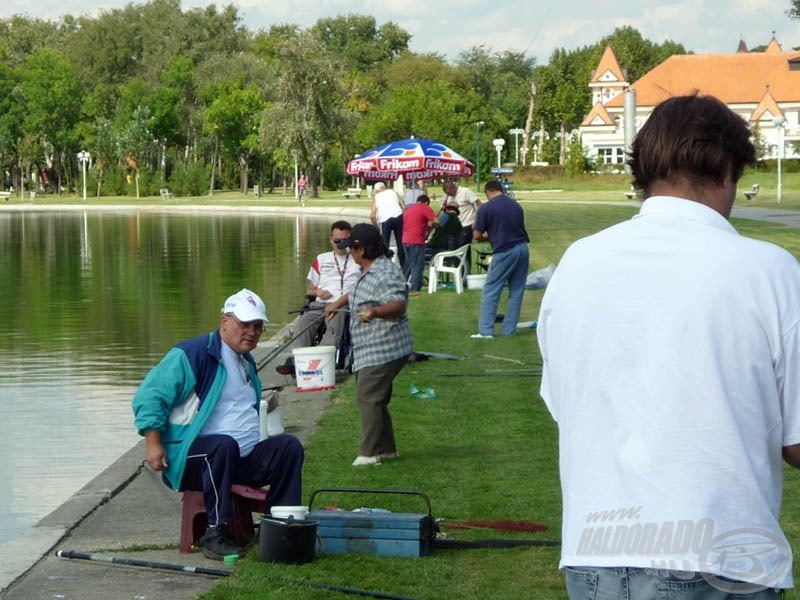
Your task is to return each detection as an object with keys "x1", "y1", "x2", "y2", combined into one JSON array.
[{"x1": 222, "y1": 289, "x2": 268, "y2": 323}]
